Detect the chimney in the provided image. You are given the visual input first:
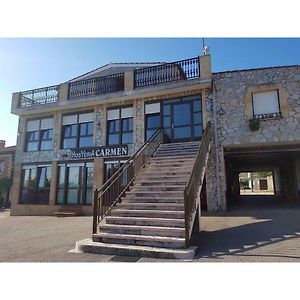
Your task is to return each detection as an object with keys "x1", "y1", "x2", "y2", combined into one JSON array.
[{"x1": 0, "y1": 140, "x2": 6, "y2": 149}]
